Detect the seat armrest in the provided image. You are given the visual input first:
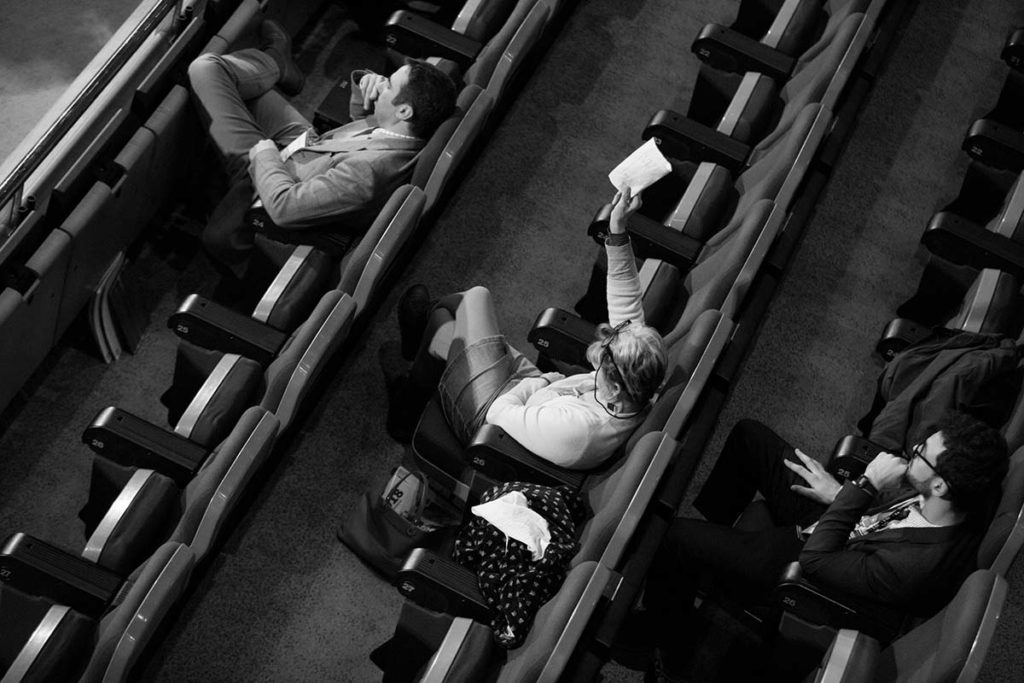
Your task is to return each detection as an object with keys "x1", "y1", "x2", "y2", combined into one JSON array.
[
  {"x1": 1004, "y1": 28, "x2": 1024, "y2": 71},
  {"x1": 384, "y1": 10, "x2": 482, "y2": 65},
  {"x1": 588, "y1": 208, "x2": 704, "y2": 272},
  {"x1": 815, "y1": 629, "x2": 881, "y2": 683},
  {"x1": 776, "y1": 562, "x2": 906, "y2": 644},
  {"x1": 643, "y1": 110, "x2": 751, "y2": 171},
  {"x1": 828, "y1": 435, "x2": 886, "y2": 481},
  {"x1": 418, "y1": 617, "x2": 496, "y2": 683},
  {"x1": 0, "y1": 533, "x2": 122, "y2": 619},
  {"x1": 82, "y1": 407, "x2": 210, "y2": 486},
  {"x1": 691, "y1": 23, "x2": 796, "y2": 82},
  {"x1": 776, "y1": 562, "x2": 858, "y2": 628},
  {"x1": 527, "y1": 307, "x2": 596, "y2": 368},
  {"x1": 962, "y1": 118, "x2": 1024, "y2": 172},
  {"x1": 395, "y1": 548, "x2": 491, "y2": 622},
  {"x1": 921, "y1": 211, "x2": 1024, "y2": 279},
  {"x1": 466, "y1": 424, "x2": 587, "y2": 489},
  {"x1": 876, "y1": 318, "x2": 930, "y2": 361},
  {"x1": 168, "y1": 294, "x2": 288, "y2": 366}
]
